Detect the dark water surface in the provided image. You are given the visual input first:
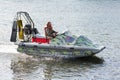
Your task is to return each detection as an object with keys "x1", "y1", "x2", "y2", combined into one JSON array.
[{"x1": 0, "y1": 0, "x2": 120, "y2": 80}]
